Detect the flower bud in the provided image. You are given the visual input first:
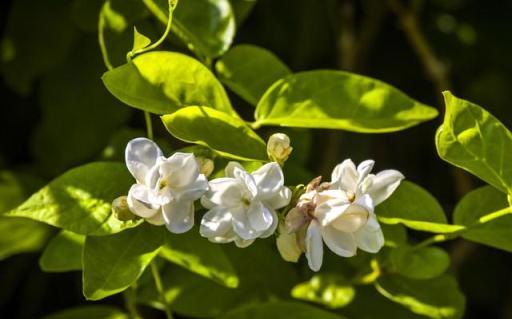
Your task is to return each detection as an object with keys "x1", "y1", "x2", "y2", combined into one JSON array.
[
  {"x1": 112, "y1": 196, "x2": 139, "y2": 222},
  {"x1": 196, "y1": 156, "x2": 214, "y2": 177},
  {"x1": 276, "y1": 222, "x2": 302, "y2": 262},
  {"x1": 267, "y1": 133, "x2": 293, "y2": 166}
]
